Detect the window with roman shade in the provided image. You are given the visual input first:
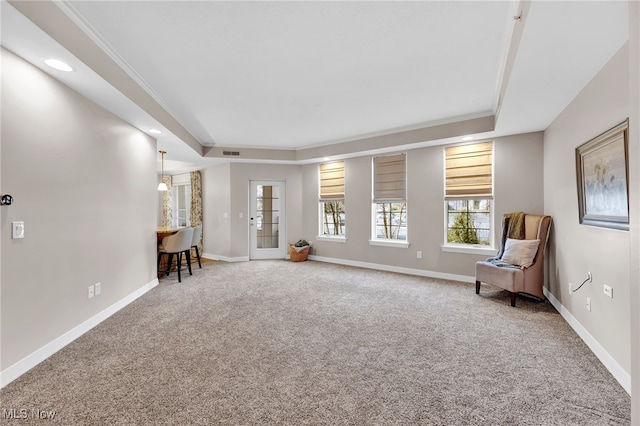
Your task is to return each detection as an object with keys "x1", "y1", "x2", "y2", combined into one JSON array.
[
  {"x1": 373, "y1": 153, "x2": 406, "y2": 202},
  {"x1": 319, "y1": 161, "x2": 346, "y2": 237},
  {"x1": 444, "y1": 142, "x2": 493, "y2": 247},
  {"x1": 319, "y1": 161, "x2": 345, "y2": 201},
  {"x1": 444, "y1": 142, "x2": 493, "y2": 199},
  {"x1": 372, "y1": 153, "x2": 407, "y2": 242}
]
